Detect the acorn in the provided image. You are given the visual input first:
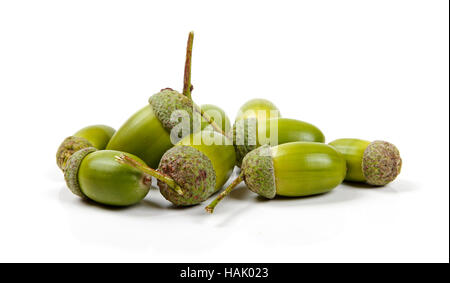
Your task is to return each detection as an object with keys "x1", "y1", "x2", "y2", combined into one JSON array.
[
  {"x1": 106, "y1": 32, "x2": 225, "y2": 168},
  {"x1": 56, "y1": 124, "x2": 116, "y2": 170},
  {"x1": 235, "y1": 98, "x2": 281, "y2": 122},
  {"x1": 64, "y1": 148, "x2": 160, "y2": 206},
  {"x1": 233, "y1": 117, "x2": 325, "y2": 167},
  {"x1": 118, "y1": 130, "x2": 235, "y2": 206},
  {"x1": 329, "y1": 139, "x2": 402, "y2": 186},
  {"x1": 205, "y1": 142, "x2": 347, "y2": 213},
  {"x1": 200, "y1": 104, "x2": 231, "y2": 133}
]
